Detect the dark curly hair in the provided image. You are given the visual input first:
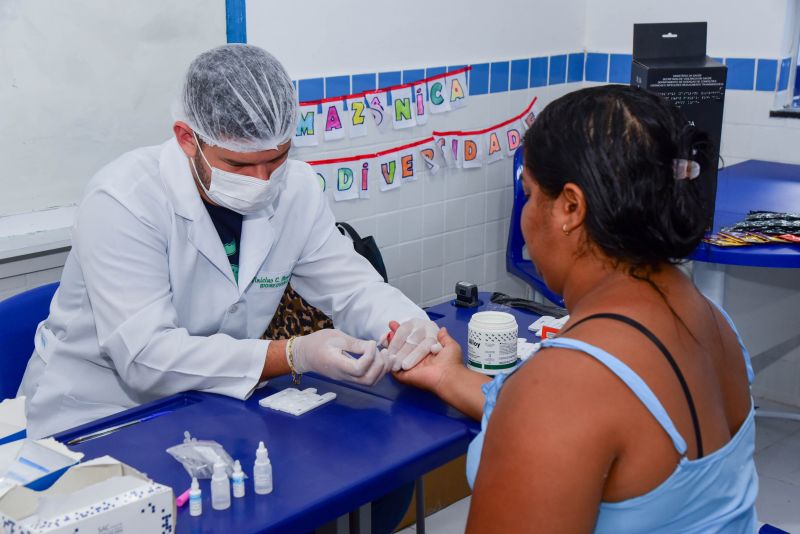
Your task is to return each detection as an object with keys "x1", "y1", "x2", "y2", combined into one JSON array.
[{"x1": 523, "y1": 85, "x2": 715, "y2": 273}]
